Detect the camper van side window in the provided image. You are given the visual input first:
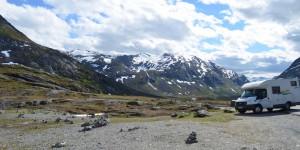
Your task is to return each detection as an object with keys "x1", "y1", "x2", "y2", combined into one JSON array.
[
  {"x1": 291, "y1": 81, "x2": 297, "y2": 86},
  {"x1": 272, "y1": 86, "x2": 281, "y2": 94}
]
